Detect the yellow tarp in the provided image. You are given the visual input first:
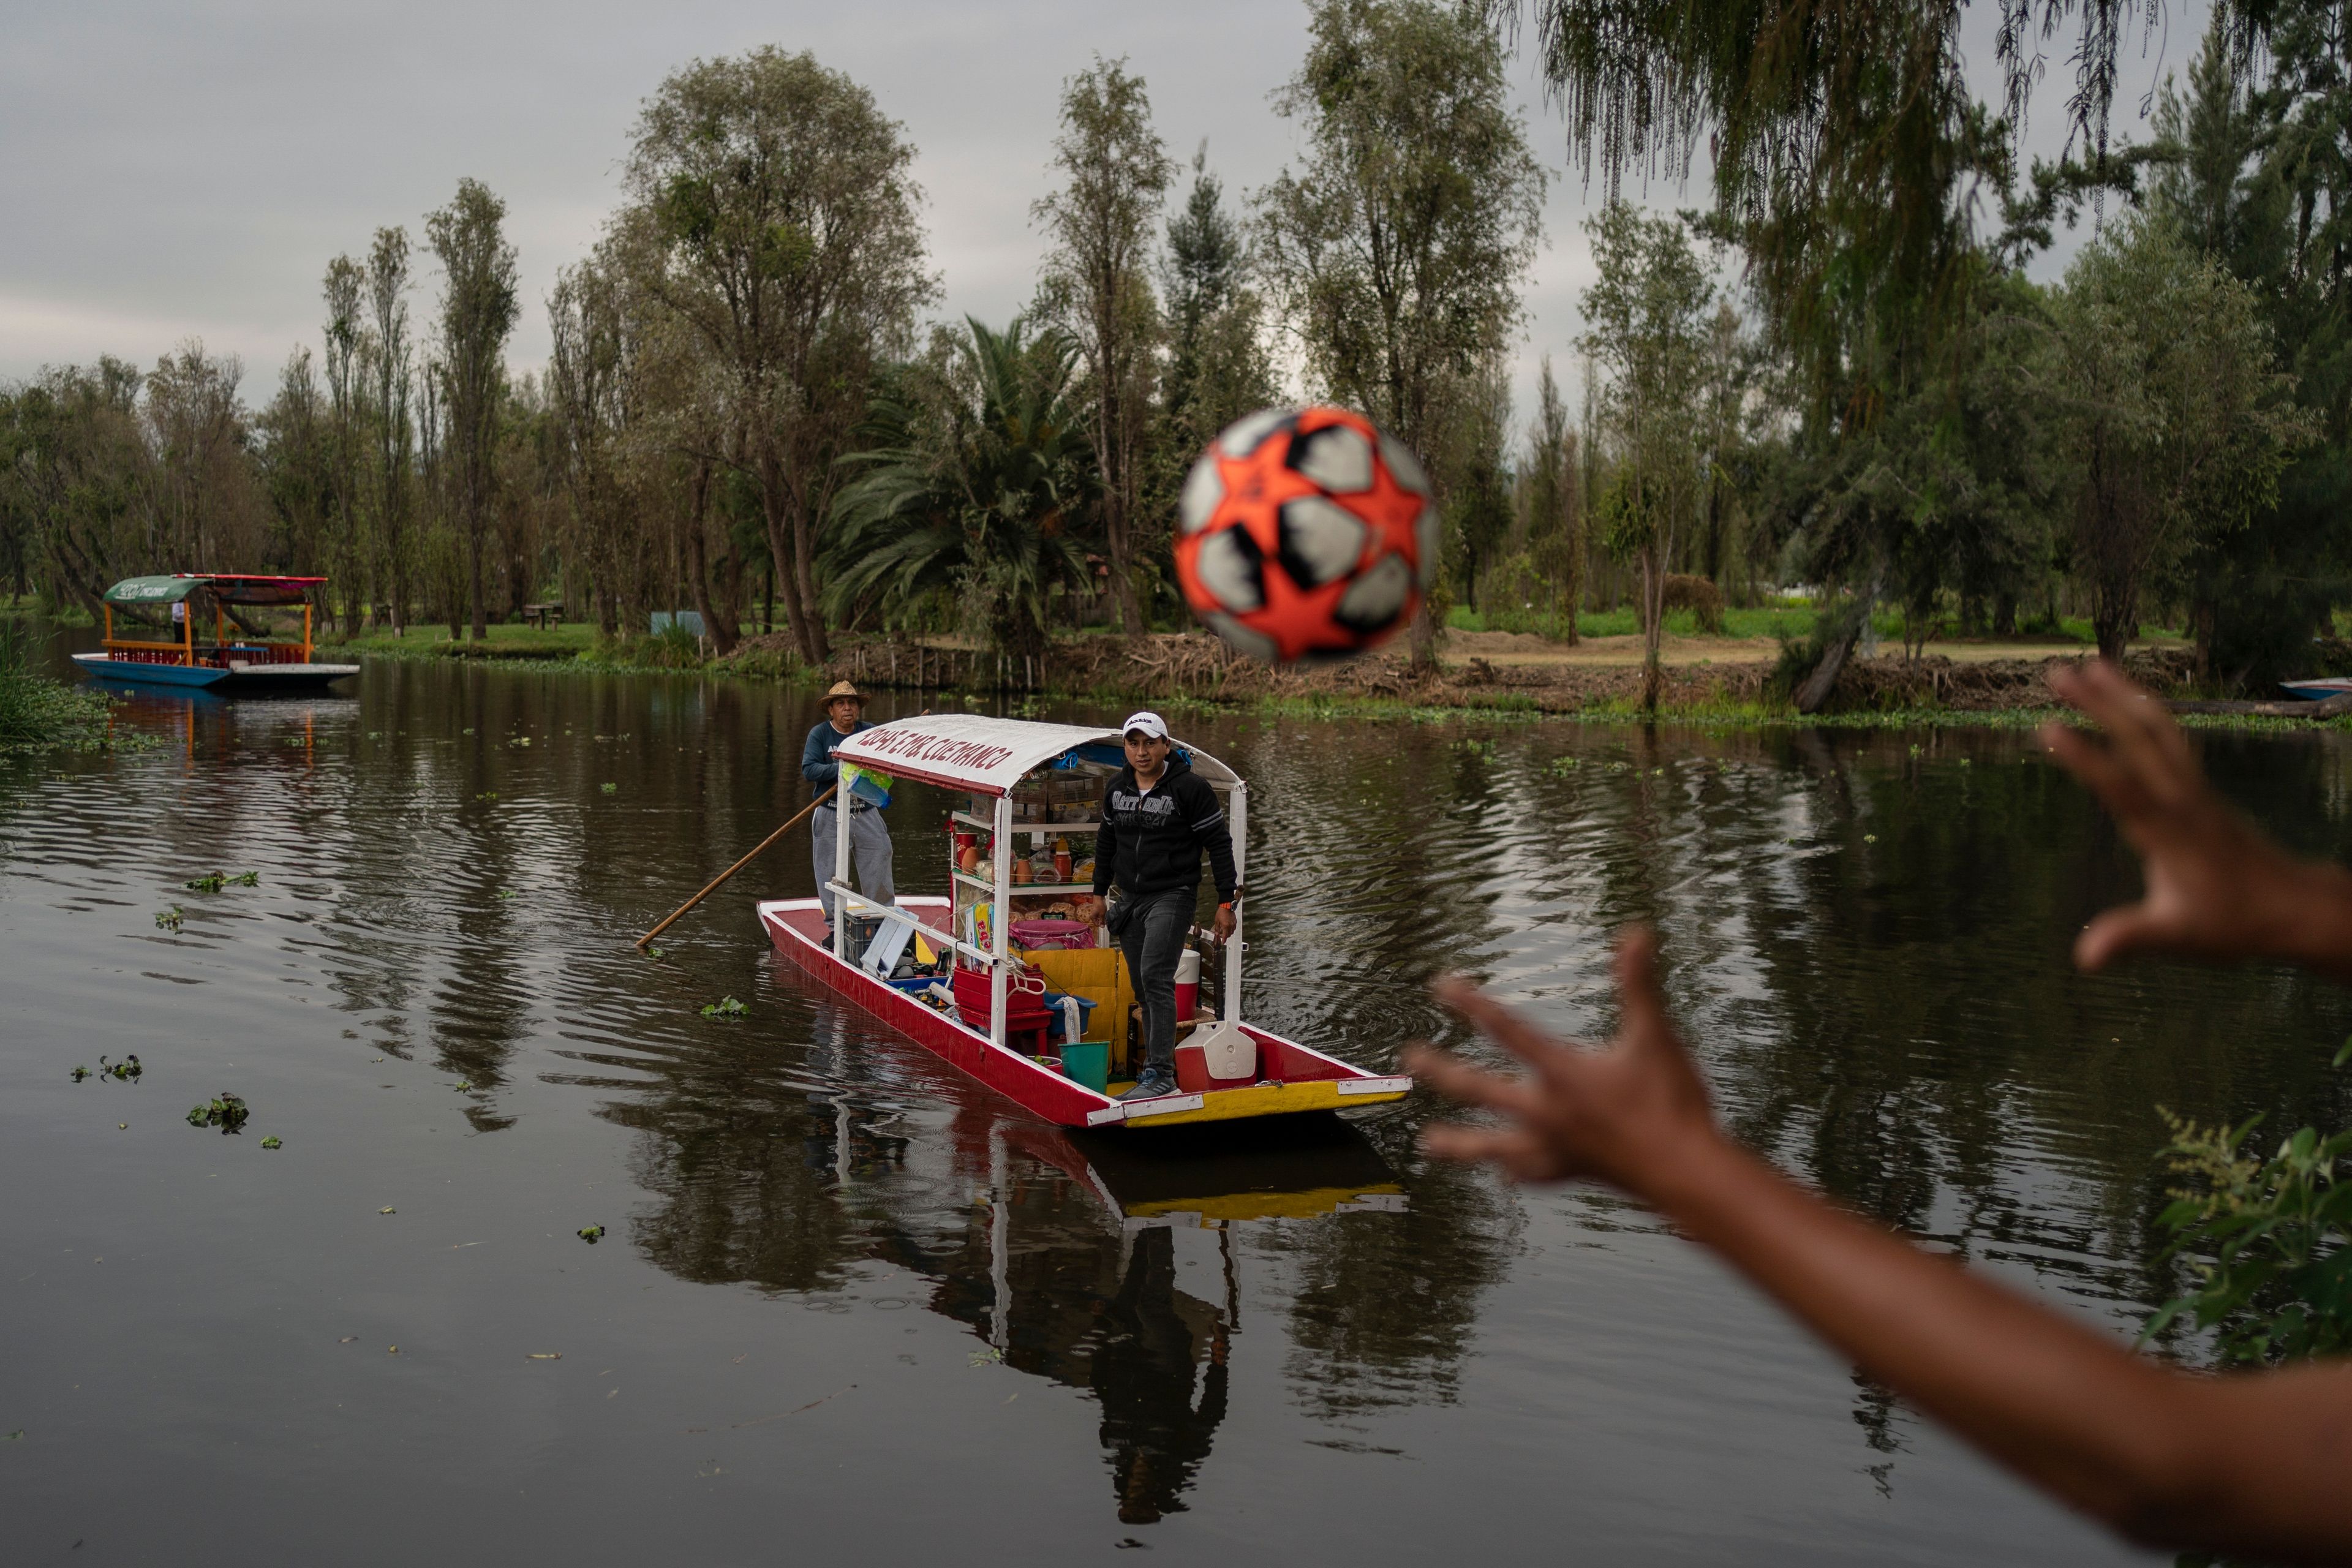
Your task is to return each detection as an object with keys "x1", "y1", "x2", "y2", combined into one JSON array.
[{"x1": 1020, "y1": 946, "x2": 1134, "y2": 1078}]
